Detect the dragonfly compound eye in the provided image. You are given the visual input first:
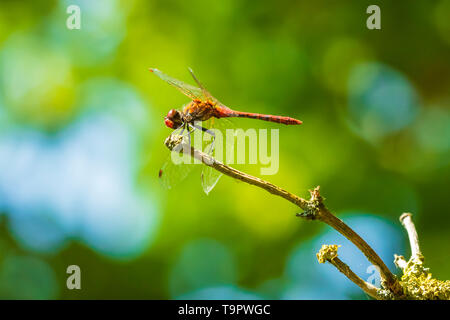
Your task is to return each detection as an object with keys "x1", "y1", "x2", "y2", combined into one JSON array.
[
  {"x1": 165, "y1": 109, "x2": 182, "y2": 129},
  {"x1": 164, "y1": 117, "x2": 175, "y2": 128},
  {"x1": 167, "y1": 109, "x2": 178, "y2": 118}
]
